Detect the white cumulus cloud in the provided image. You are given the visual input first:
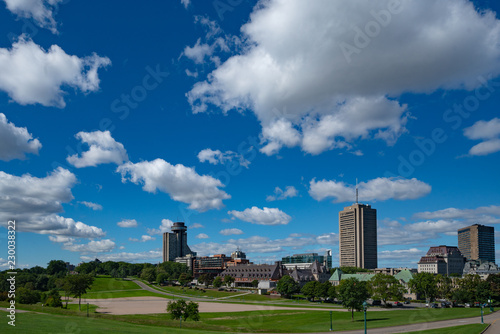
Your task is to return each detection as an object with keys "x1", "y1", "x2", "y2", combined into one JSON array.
[
  {"x1": 309, "y1": 177, "x2": 431, "y2": 203},
  {"x1": 197, "y1": 148, "x2": 250, "y2": 168},
  {"x1": 67, "y1": 131, "x2": 128, "y2": 168},
  {"x1": 228, "y1": 206, "x2": 291, "y2": 225},
  {"x1": 0, "y1": 37, "x2": 110, "y2": 107},
  {"x1": 0, "y1": 113, "x2": 41, "y2": 161},
  {"x1": 266, "y1": 186, "x2": 298, "y2": 201},
  {"x1": 62, "y1": 239, "x2": 115, "y2": 253},
  {"x1": 196, "y1": 233, "x2": 209, "y2": 239},
  {"x1": 117, "y1": 159, "x2": 230, "y2": 212},
  {"x1": 0, "y1": 167, "x2": 104, "y2": 238},
  {"x1": 129, "y1": 235, "x2": 155, "y2": 243},
  {"x1": 79, "y1": 201, "x2": 103, "y2": 211},
  {"x1": 187, "y1": 0, "x2": 500, "y2": 155},
  {"x1": 147, "y1": 219, "x2": 174, "y2": 235},
  {"x1": 219, "y1": 228, "x2": 244, "y2": 236},
  {"x1": 4, "y1": 0, "x2": 63, "y2": 33},
  {"x1": 117, "y1": 219, "x2": 138, "y2": 228},
  {"x1": 464, "y1": 118, "x2": 500, "y2": 156}
]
